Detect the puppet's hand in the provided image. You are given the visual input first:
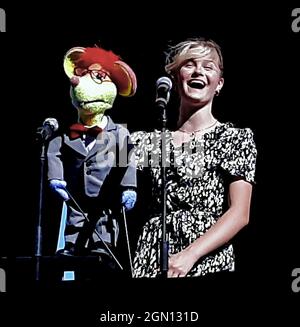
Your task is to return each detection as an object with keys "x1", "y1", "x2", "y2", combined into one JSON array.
[
  {"x1": 49, "y1": 179, "x2": 70, "y2": 201},
  {"x1": 121, "y1": 189, "x2": 137, "y2": 211}
]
